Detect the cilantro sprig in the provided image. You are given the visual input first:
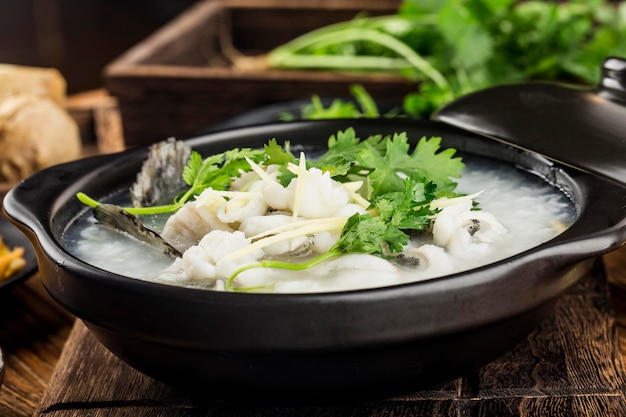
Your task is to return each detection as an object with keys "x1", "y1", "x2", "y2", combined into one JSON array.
[
  {"x1": 78, "y1": 128, "x2": 463, "y2": 218},
  {"x1": 224, "y1": 128, "x2": 464, "y2": 291},
  {"x1": 77, "y1": 147, "x2": 265, "y2": 215},
  {"x1": 266, "y1": 127, "x2": 464, "y2": 199},
  {"x1": 77, "y1": 128, "x2": 467, "y2": 292},
  {"x1": 267, "y1": 0, "x2": 626, "y2": 118},
  {"x1": 225, "y1": 211, "x2": 416, "y2": 291}
]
